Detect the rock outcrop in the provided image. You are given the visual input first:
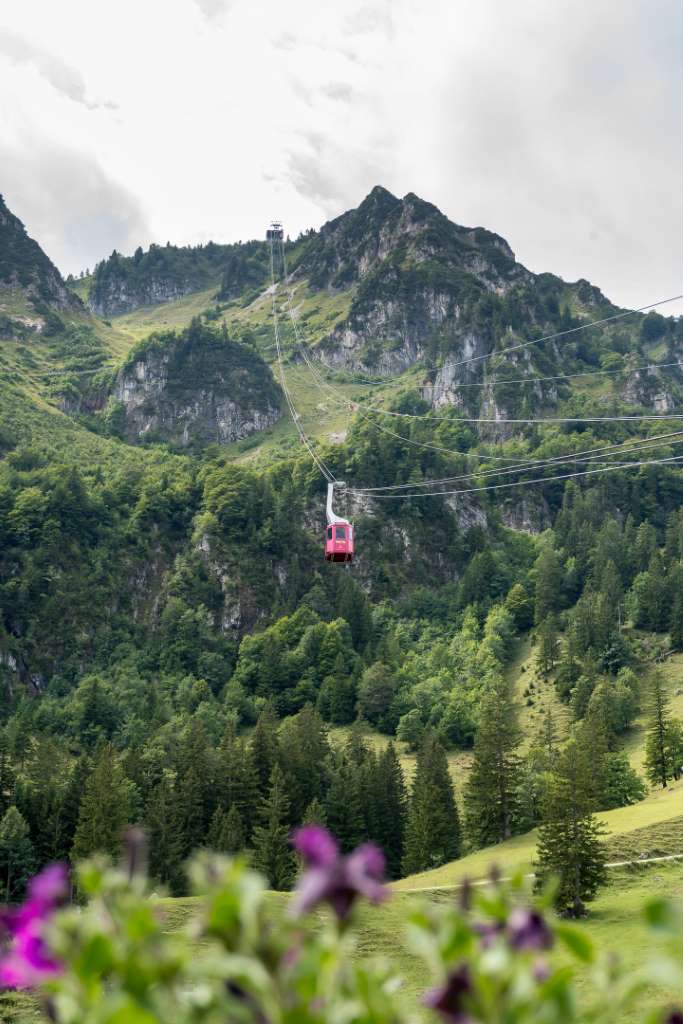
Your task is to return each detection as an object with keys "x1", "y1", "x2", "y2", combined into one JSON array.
[{"x1": 111, "y1": 320, "x2": 282, "y2": 448}]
